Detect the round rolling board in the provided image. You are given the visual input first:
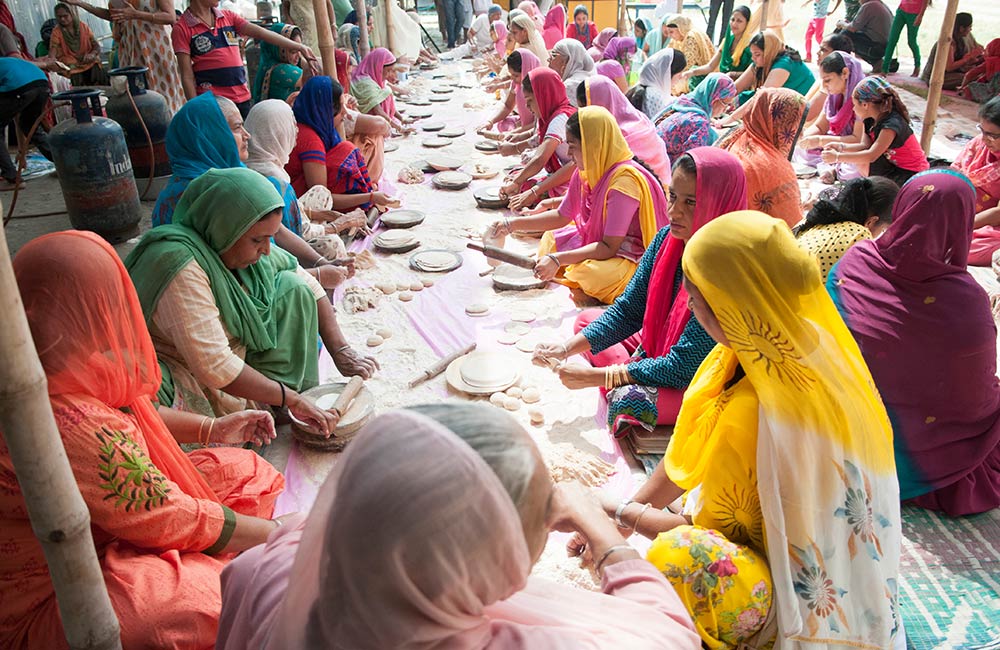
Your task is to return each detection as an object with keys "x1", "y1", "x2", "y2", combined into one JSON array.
[
  {"x1": 403, "y1": 97, "x2": 431, "y2": 106},
  {"x1": 374, "y1": 229, "x2": 421, "y2": 253},
  {"x1": 493, "y1": 263, "x2": 546, "y2": 291},
  {"x1": 410, "y1": 159, "x2": 438, "y2": 173},
  {"x1": 475, "y1": 139, "x2": 500, "y2": 153},
  {"x1": 421, "y1": 121, "x2": 446, "y2": 132},
  {"x1": 431, "y1": 86, "x2": 454, "y2": 94},
  {"x1": 409, "y1": 248, "x2": 463, "y2": 273},
  {"x1": 429, "y1": 95, "x2": 451, "y2": 103},
  {"x1": 463, "y1": 162, "x2": 500, "y2": 180},
  {"x1": 474, "y1": 186, "x2": 508, "y2": 209},
  {"x1": 445, "y1": 351, "x2": 520, "y2": 395},
  {"x1": 406, "y1": 108, "x2": 433, "y2": 119},
  {"x1": 432, "y1": 170, "x2": 472, "y2": 190},
  {"x1": 422, "y1": 136, "x2": 453, "y2": 149},
  {"x1": 427, "y1": 154, "x2": 463, "y2": 171},
  {"x1": 794, "y1": 162, "x2": 818, "y2": 178},
  {"x1": 383, "y1": 140, "x2": 400, "y2": 153},
  {"x1": 290, "y1": 382, "x2": 375, "y2": 451},
  {"x1": 439, "y1": 127, "x2": 466, "y2": 138},
  {"x1": 379, "y1": 209, "x2": 425, "y2": 229}
]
